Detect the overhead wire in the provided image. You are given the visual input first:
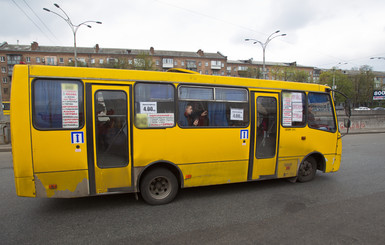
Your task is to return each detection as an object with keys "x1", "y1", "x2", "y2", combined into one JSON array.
[
  {"x1": 21, "y1": 0, "x2": 60, "y2": 42},
  {"x1": 11, "y1": 0, "x2": 56, "y2": 44},
  {"x1": 154, "y1": 0, "x2": 380, "y2": 69}
]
